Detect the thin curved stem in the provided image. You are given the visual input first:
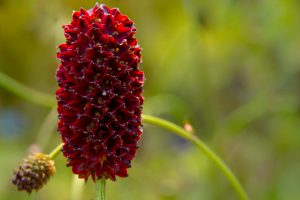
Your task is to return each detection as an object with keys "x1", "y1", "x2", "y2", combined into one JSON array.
[
  {"x1": 96, "y1": 178, "x2": 106, "y2": 200},
  {"x1": 0, "y1": 71, "x2": 55, "y2": 108},
  {"x1": 142, "y1": 114, "x2": 249, "y2": 200},
  {"x1": 35, "y1": 107, "x2": 58, "y2": 150},
  {"x1": 49, "y1": 143, "x2": 63, "y2": 159}
]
